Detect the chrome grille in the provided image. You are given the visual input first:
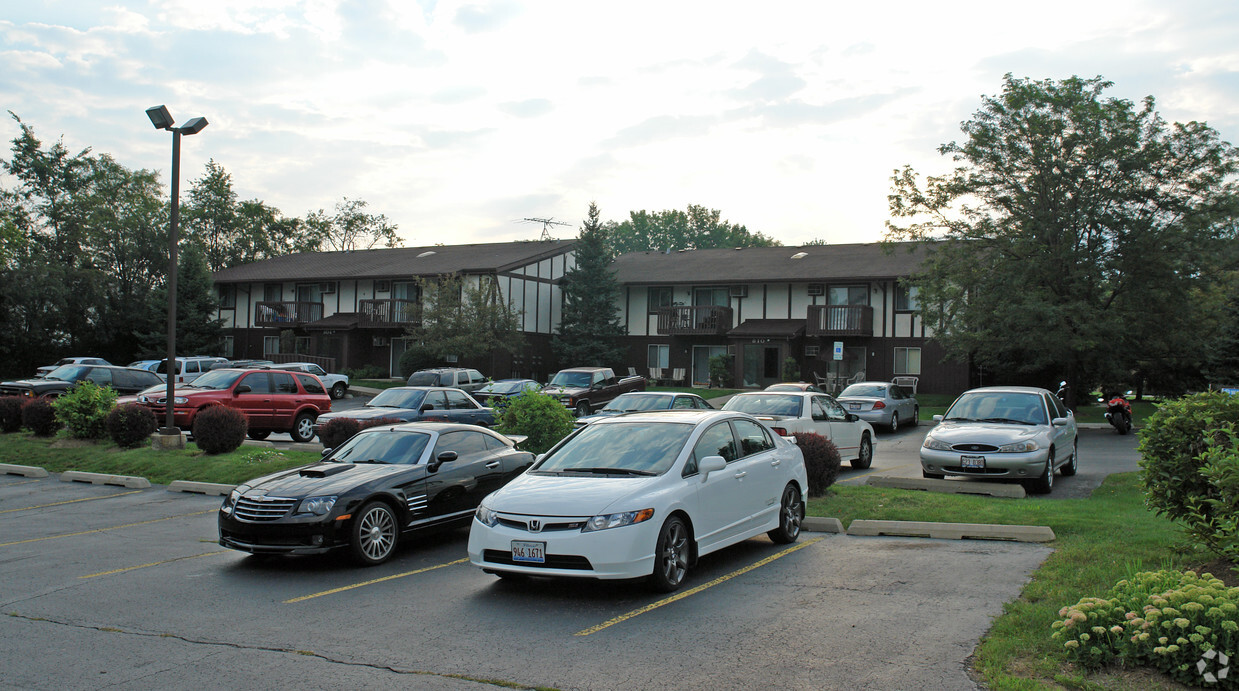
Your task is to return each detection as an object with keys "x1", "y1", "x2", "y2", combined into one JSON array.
[
  {"x1": 234, "y1": 496, "x2": 297, "y2": 521},
  {"x1": 497, "y1": 516, "x2": 587, "y2": 532}
]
